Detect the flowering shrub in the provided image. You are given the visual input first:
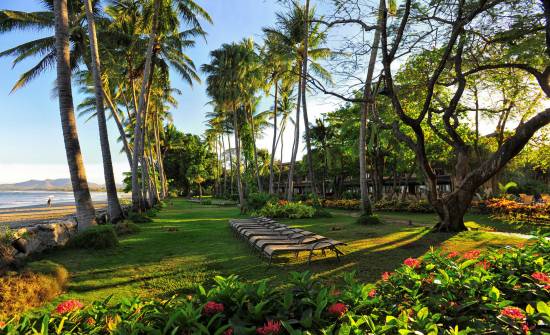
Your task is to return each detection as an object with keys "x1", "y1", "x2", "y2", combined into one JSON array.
[
  {"x1": 2, "y1": 236, "x2": 549, "y2": 334},
  {"x1": 253, "y1": 201, "x2": 315, "y2": 219},
  {"x1": 484, "y1": 198, "x2": 550, "y2": 224}
]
